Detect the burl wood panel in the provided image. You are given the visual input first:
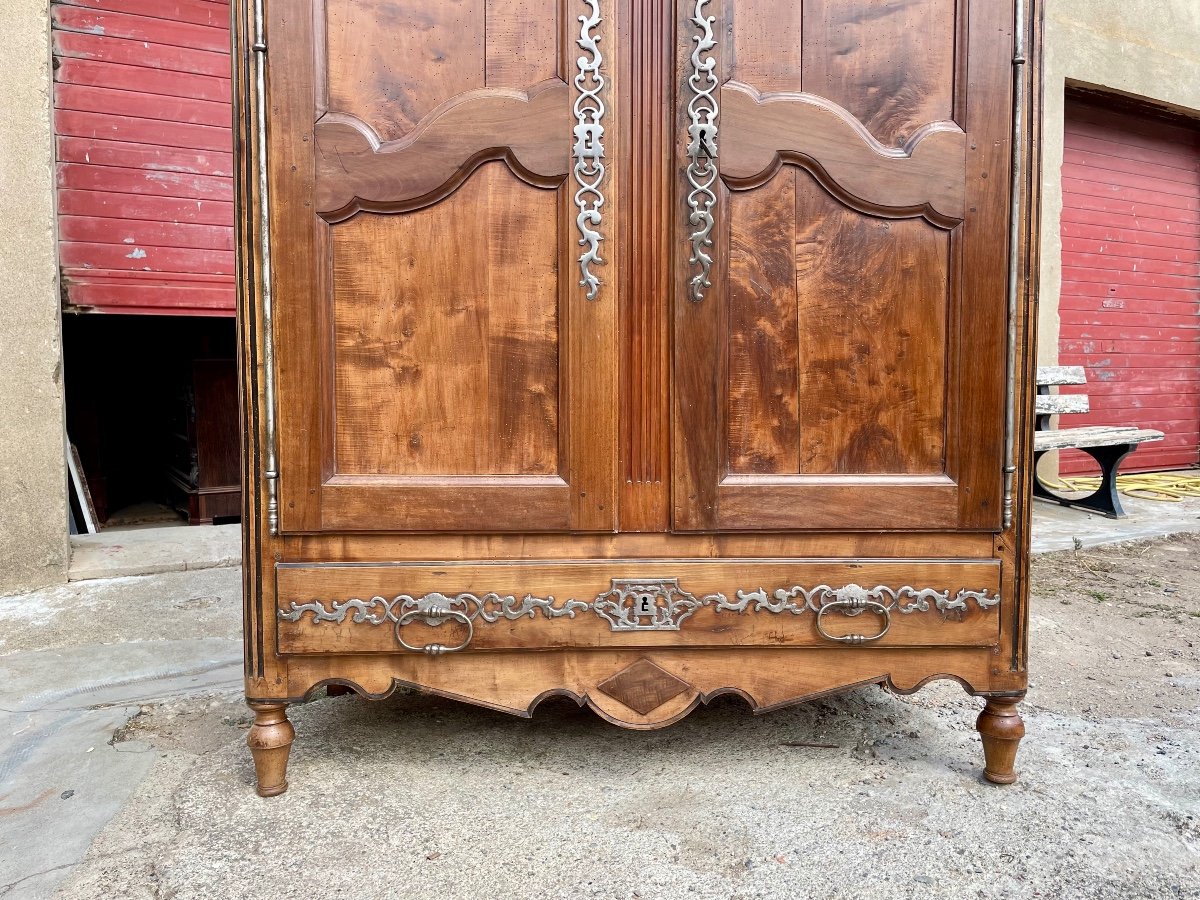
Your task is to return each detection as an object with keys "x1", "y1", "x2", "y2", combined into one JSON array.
[
  {"x1": 726, "y1": 168, "x2": 801, "y2": 474},
  {"x1": 792, "y1": 173, "x2": 949, "y2": 474},
  {"x1": 802, "y1": 0, "x2": 958, "y2": 148},
  {"x1": 725, "y1": 169, "x2": 949, "y2": 476},
  {"x1": 596, "y1": 658, "x2": 691, "y2": 715},
  {"x1": 728, "y1": 0, "x2": 957, "y2": 148},
  {"x1": 323, "y1": 0, "x2": 560, "y2": 141},
  {"x1": 331, "y1": 163, "x2": 560, "y2": 476}
]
